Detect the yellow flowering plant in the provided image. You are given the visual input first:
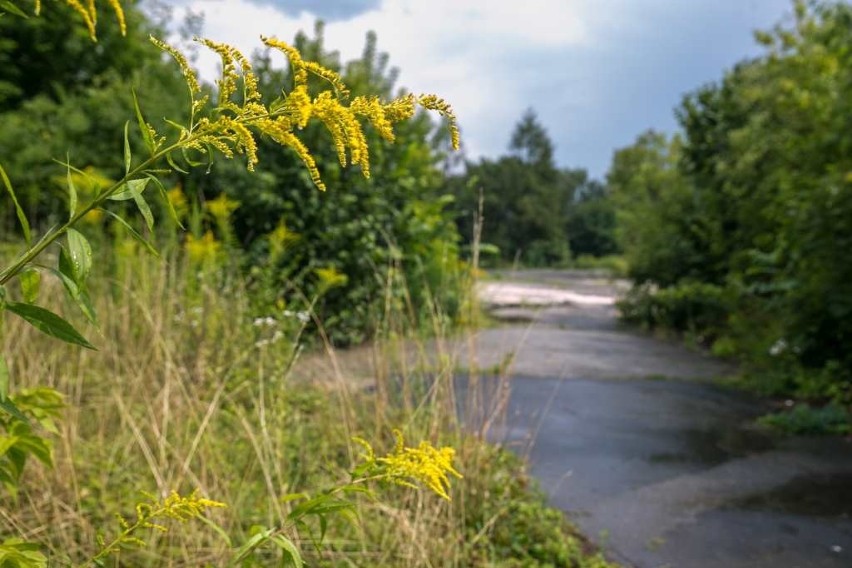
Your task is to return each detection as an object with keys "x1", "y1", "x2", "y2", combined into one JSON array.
[
  {"x1": 231, "y1": 430, "x2": 462, "y2": 564},
  {"x1": 0, "y1": 2, "x2": 461, "y2": 565}
]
